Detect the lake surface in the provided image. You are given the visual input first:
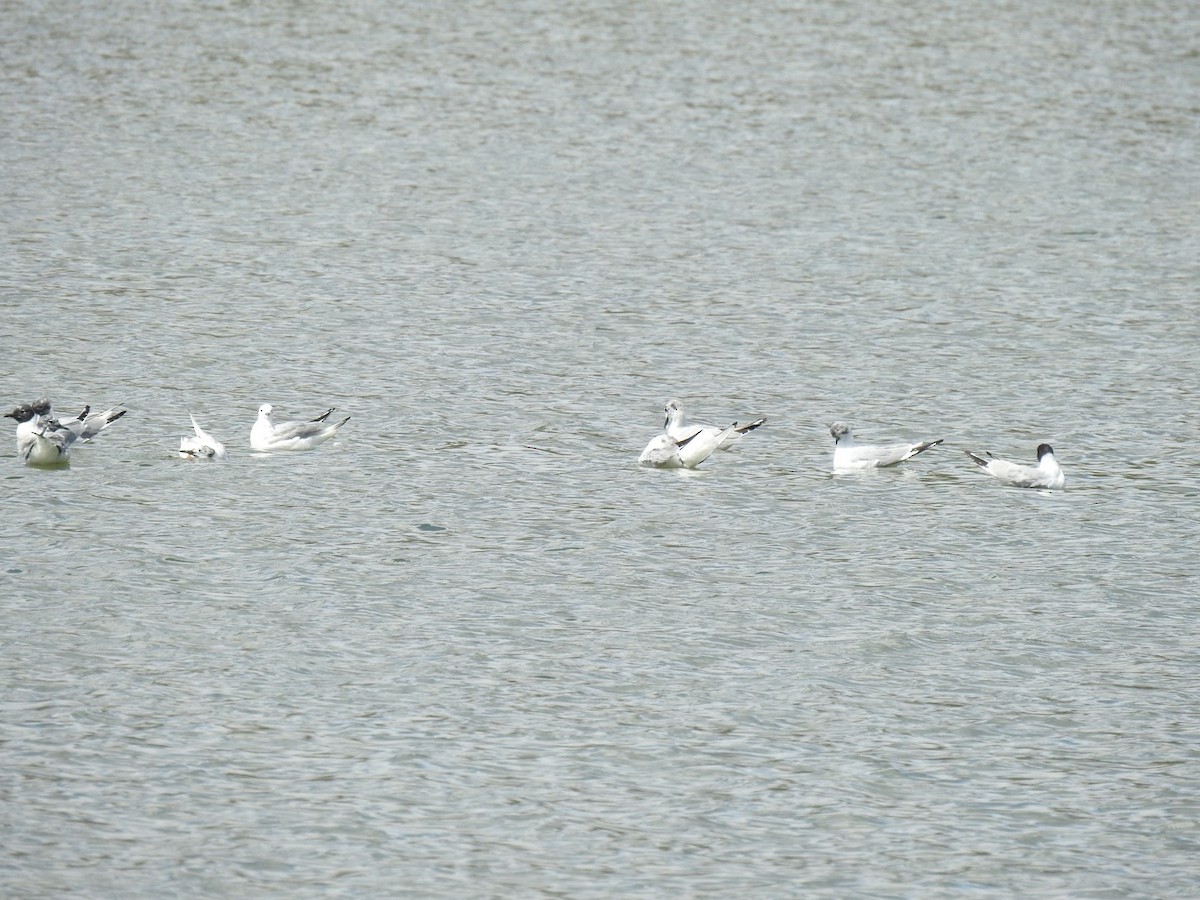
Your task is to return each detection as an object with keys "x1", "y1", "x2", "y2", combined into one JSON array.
[{"x1": 2, "y1": 0, "x2": 1198, "y2": 896}]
